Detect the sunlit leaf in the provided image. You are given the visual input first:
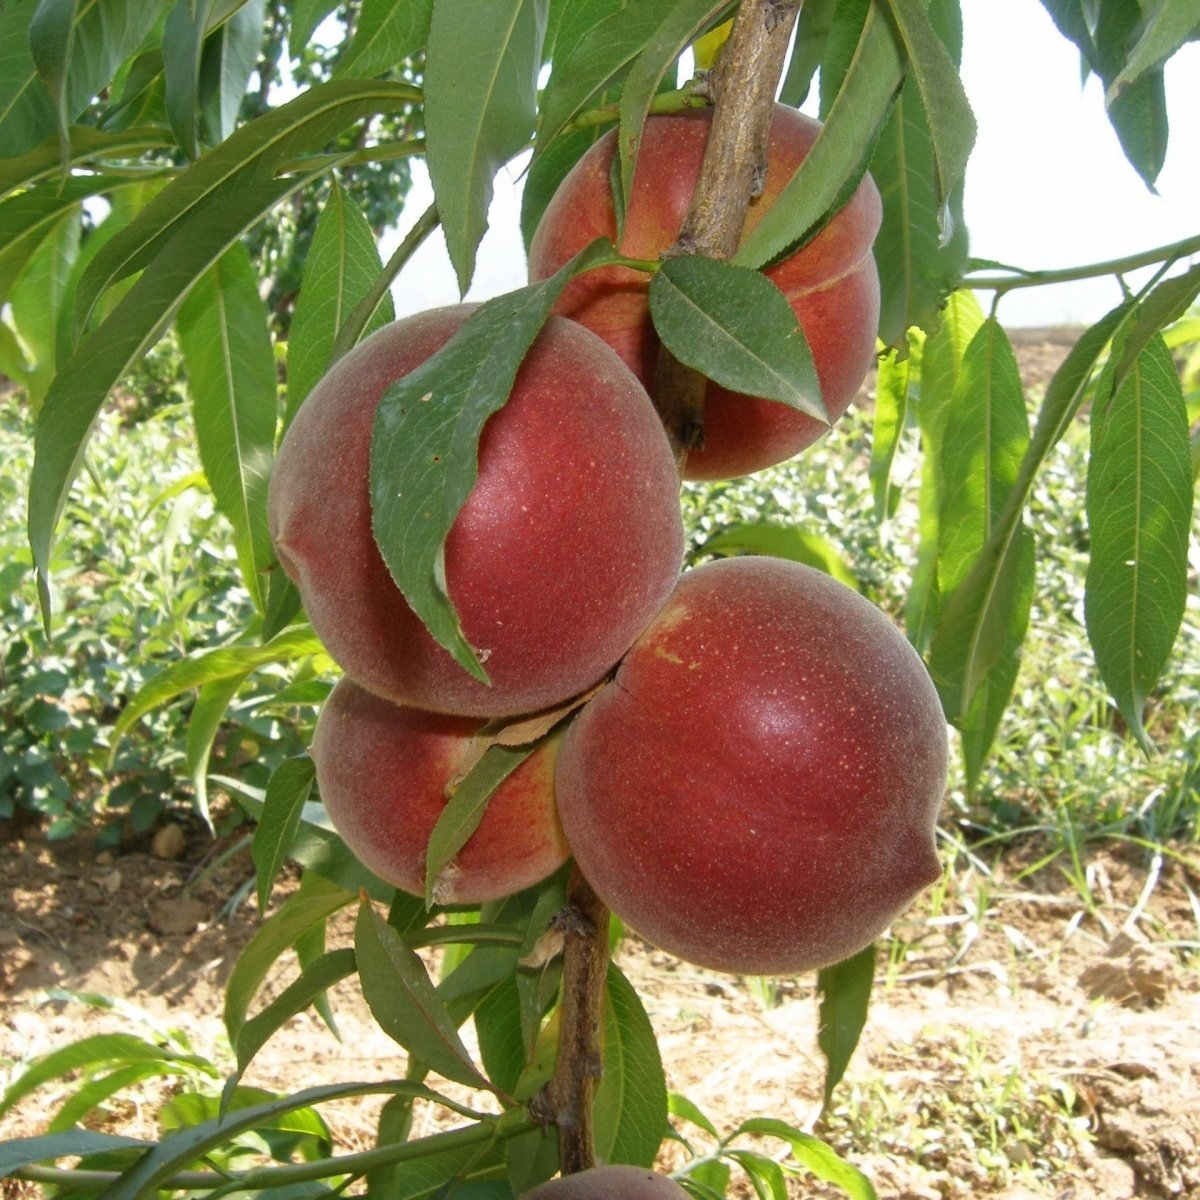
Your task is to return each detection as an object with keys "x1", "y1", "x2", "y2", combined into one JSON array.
[
  {"x1": 252, "y1": 756, "x2": 316, "y2": 912},
  {"x1": 816, "y1": 944, "x2": 875, "y2": 1108}
]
